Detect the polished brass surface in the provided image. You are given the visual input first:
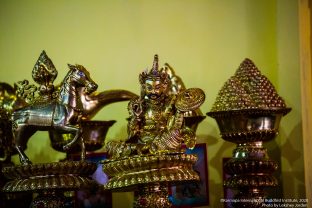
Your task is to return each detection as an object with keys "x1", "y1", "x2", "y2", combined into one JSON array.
[
  {"x1": 208, "y1": 109, "x2": 290, "y2": 143},
  {"x1": 50, "y1": 84, "x2": 137, "y2": 153},
  {"x1": 50, "y1": 86, "x2": 137, "y2": 152},
  {"x1": 32, "y1": 50, "x2": 58, "y2": 101},
  {"x1": 12, "y1": 51, "x2": 98, "y2": 165},
  {"x1": 103, "y1": 55, "x2": 206, "y2": 207},
  {"x1": 2, "y1": 51, "x2": 141, "y2": 207},
  {"x1": 4, "y1": 53, "x2": 136, "y2": 119},
  {"x1": 105, "y1": 55, "x2": 205, "y2": 158},
  {"x1": 80, "y1": 87, "x2": 137, "y2": 120},
  {"x1": 207, "y1": 58, "x2": 290, "y2": 208},
  {"x1": 162, "y1": 63, "x2": 205, "y2": 132},
  {"x1": 2, "y1": 161, "x2": 97, "y2": 192},
  {"x1": 210, "y1": 58, "x2": 286, "y2": 111},
  {"x1": 103, "y1": 153, "x2": 199, "y2": 190},
  {"x1": 2, "y1": 161, "x2": 97, "y2": 208},
  {"x1": 50, "y1": 120, "x2": 116, "y2": 152}
]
